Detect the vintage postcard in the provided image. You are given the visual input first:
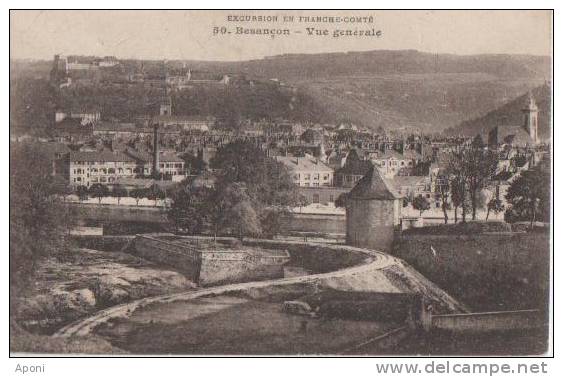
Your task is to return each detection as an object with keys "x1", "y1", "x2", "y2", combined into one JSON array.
[{"x1": 9, "y1": 9, "x2": 552, "y2": 358}]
